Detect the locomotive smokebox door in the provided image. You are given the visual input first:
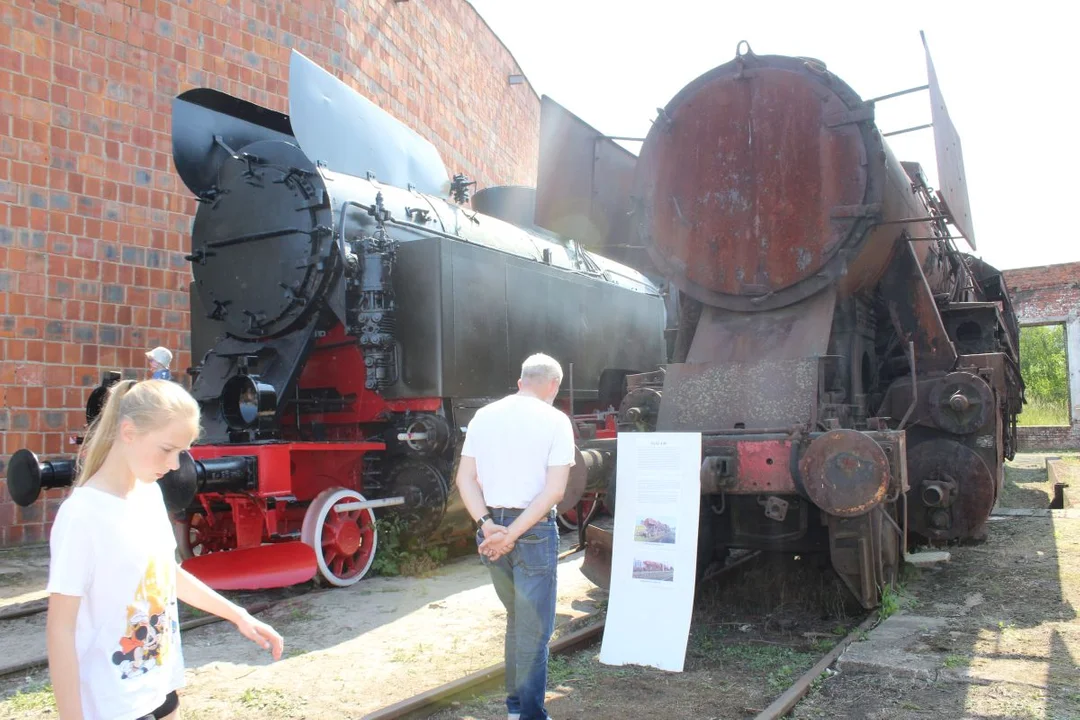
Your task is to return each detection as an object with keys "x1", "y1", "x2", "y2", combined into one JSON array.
[{"x1": 188, "y1": 140, "x2": 334, "y2": 341}]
